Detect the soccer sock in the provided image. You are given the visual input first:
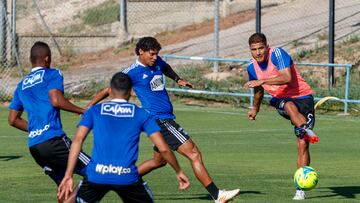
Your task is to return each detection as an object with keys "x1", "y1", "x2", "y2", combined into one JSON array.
[{"x1": 206, "y1": 182, "x2": 219, "y2": 199}]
